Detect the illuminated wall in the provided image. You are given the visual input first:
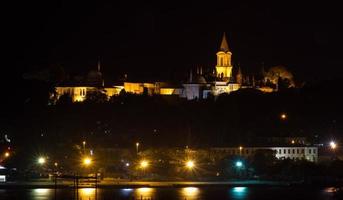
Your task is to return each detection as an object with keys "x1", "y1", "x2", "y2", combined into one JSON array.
[
  {"x1": 105, "y1": 86, "x2": 124, "y2": 98},
  {"x1": 160, "y1": 88, "x2": 175, "y2": 95},
  {"x1": 216, "y1": 51, "x2": 233, "y2": 79},
  {"x1": 55, "y1": 86, "x2": 95, "y2": 102},
  {"x1": 124, "y1": 82, "x2": 156, "y2": 95},
  {"x1": 159, "y1": 88, "x2": 182, "y2": 95},
  {"x1": 257, "y1": 87, "x2": 274, "y2": 93}
]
